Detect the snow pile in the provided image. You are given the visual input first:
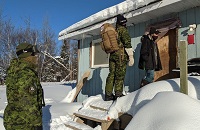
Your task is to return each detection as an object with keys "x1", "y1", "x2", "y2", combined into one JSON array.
[
  {"x1": 107, "y1": 76, "x2": 200, "y2": 119},
  {"x1": 75, "y1": 95, "x2": 113, "y2": 121},
  {"x1": 42, "y1": 83, "x2": 83, "y2": 129},
  {"x1": 61, "y1": 87, "x2": 77, "y2": 103},
  {"x1": 60, "y1": 80, "x2": 77, "y2": 103},
  {"x1": 47, "y1": 114, "x2": 102, "y2": 130},
  {"x1": 0, "y1": 82, "x2": 83, "y2": 130},
  {"x1": 76, "y1": 107, "x2": 109, "y2": 121},
  {"x1": 82, "y1": 95, "x2": 112, "y2": 109},
  {"x1": 126, "y1": 92, "x2": 200, "y2": 130},
  {"x1": 47, "y1": 115, "x2": 74, "y2": 130},
  {"x1": 2, "y1": 76, "x2": 200, "y2": 130},
  {"x1": 42, "y1": 82, "x2": 72, "y2": 103}
]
